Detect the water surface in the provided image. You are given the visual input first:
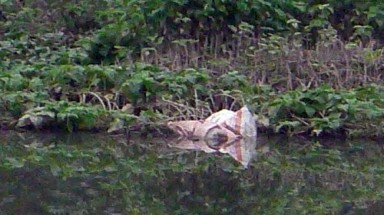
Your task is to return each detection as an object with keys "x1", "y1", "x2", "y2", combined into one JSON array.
[{"x1": 0, "y1": 131, "x2": 383, "y2": 214}]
